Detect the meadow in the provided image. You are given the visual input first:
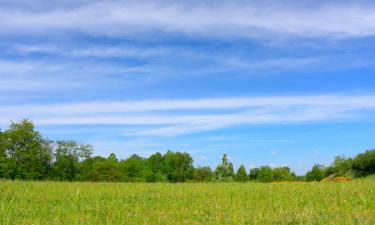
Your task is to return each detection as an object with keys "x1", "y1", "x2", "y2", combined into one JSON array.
[{"x1": 1, "y1": 180, "x2": 375, "y2": 225}]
